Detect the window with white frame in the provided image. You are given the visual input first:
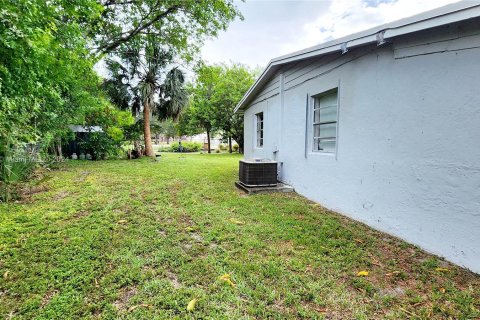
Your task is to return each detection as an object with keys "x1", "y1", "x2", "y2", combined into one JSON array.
[
  {"x1": 313, "y1": 90, "x2": 338, "y2": 153},
  {"x1": 255, "y1": 112, "x2": 264, "y2": 148}
]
